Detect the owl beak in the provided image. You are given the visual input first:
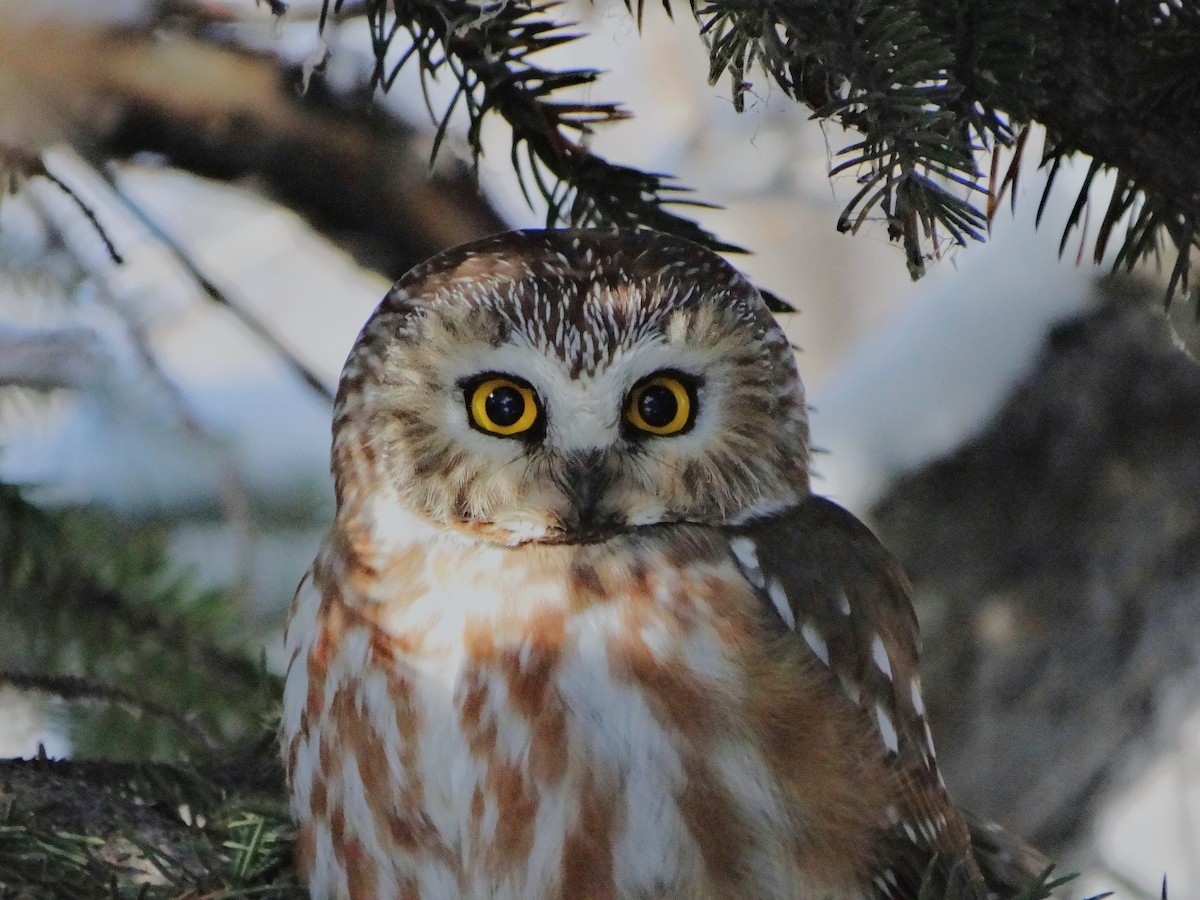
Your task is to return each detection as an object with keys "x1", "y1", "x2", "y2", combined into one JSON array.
[{"x1": 559, "y1": 448, "x2": 614, "y2": 531}]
